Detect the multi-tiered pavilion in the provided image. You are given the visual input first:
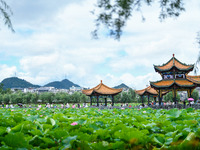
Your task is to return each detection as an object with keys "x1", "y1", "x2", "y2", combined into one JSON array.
[
  {"x1": 82, "y1": 80, "x2": 122, "y2": 106},
  {"x1": 150, "y1": 54, "x2": 200, "y2": 105}
]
